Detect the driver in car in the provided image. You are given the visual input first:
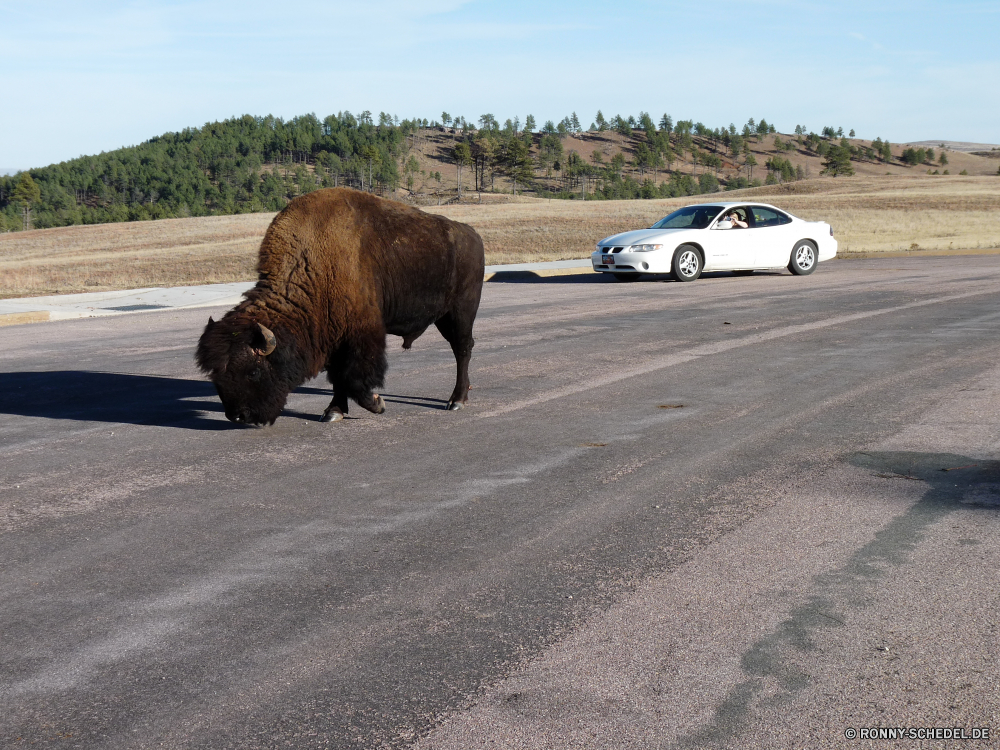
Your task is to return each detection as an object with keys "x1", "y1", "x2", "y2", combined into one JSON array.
[{"x1": 727, "y1": 210, "x2": 748, "y2": 229}]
